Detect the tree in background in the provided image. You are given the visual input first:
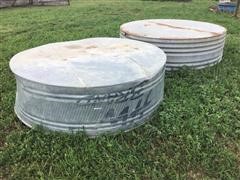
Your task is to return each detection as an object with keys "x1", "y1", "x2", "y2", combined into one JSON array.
[{"x1": 235, "y1": 0, "x2": 240, "y2": 17}]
